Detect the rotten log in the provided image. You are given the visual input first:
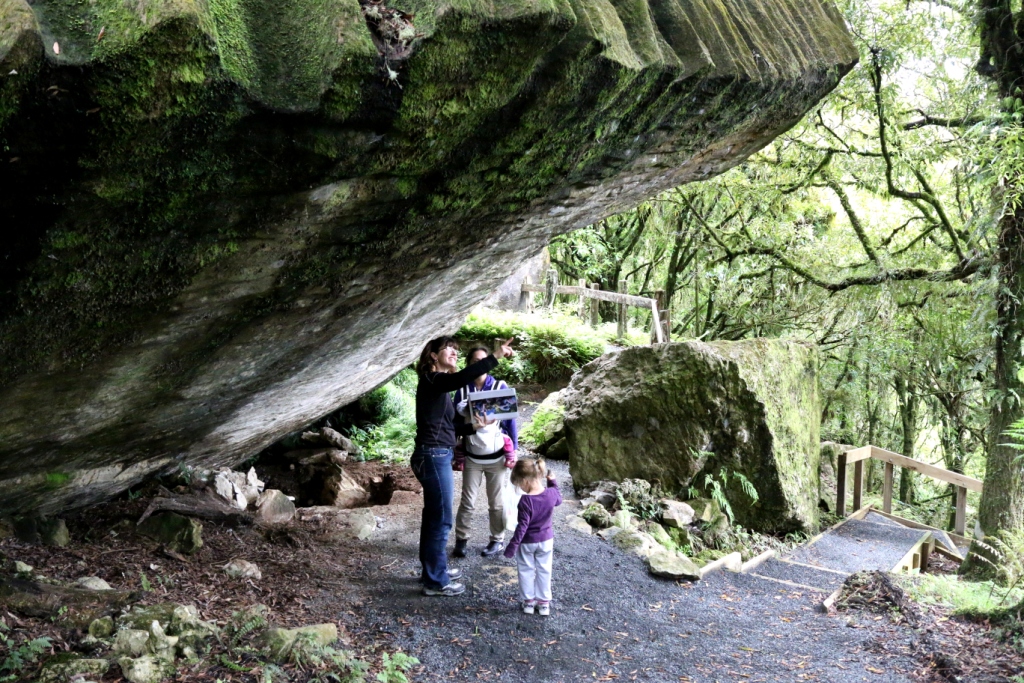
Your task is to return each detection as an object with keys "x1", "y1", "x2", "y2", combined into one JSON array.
[{"x1": 138, "y1": 489, "x2": 253, "y2": 527}]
